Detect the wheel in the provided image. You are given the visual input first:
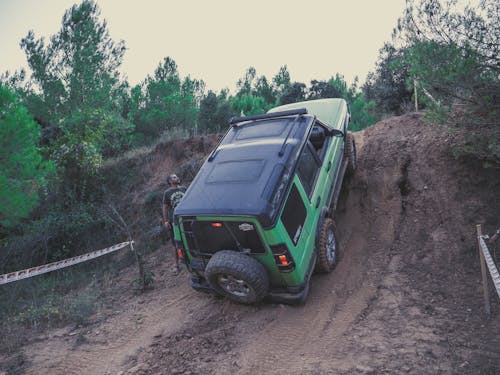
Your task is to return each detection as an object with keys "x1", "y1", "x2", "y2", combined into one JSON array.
[
  {"x1": 205, "y1": 250, "x2": 269, "y2": 304},
  {"x1": 344, "y1": 132, "x2": 357, "y2": 175},
  {"x1": 315, "y1": 218, "x2": 339, "y2": 273}
]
